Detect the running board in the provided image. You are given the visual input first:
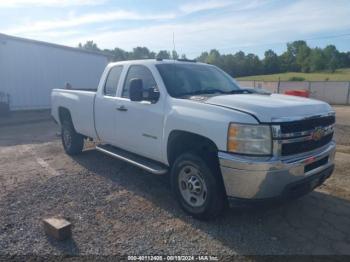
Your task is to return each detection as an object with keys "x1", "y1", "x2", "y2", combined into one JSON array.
[{"x1": 96, "y1": 144, "x2": 168, "y2": 175}]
